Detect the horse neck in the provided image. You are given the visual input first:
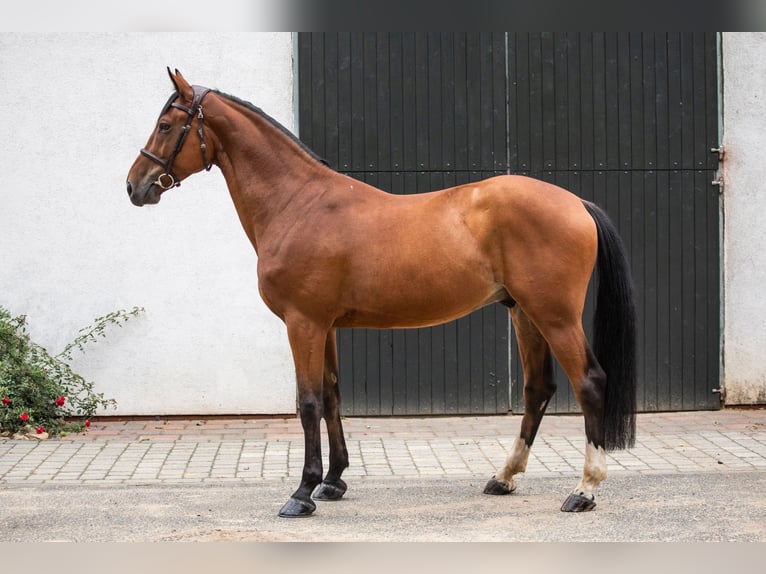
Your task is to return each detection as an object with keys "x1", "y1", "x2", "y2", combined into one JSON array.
[{"x1": 206, "y1": 95, "x2": 332, "y2": 251}]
